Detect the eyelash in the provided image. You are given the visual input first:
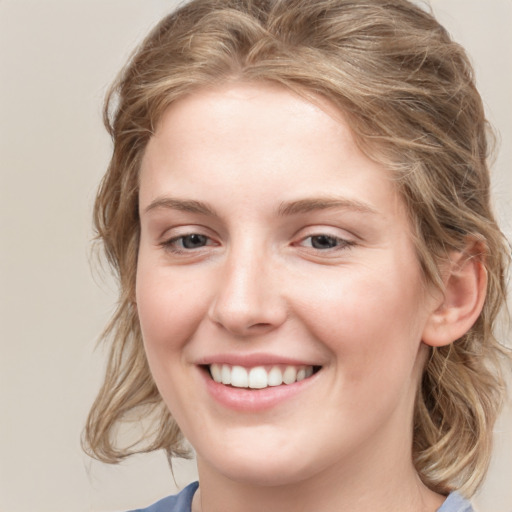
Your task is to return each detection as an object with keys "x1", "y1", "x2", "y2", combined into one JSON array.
[
  {"x1": 161, "y1": 233, "x2": 355, "y2": 255},
  {"x1": 297, "y1": 234, "x2": 355, "y2": 251},
  {"x1": 161, "y1": 233, "x2": 216, "y2": 254}
]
